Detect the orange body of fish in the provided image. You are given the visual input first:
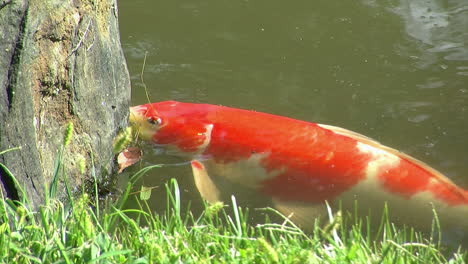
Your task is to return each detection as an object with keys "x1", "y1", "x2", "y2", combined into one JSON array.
[{"x1": 129, "y1": 101, "x2": 468, "y2": 233}]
